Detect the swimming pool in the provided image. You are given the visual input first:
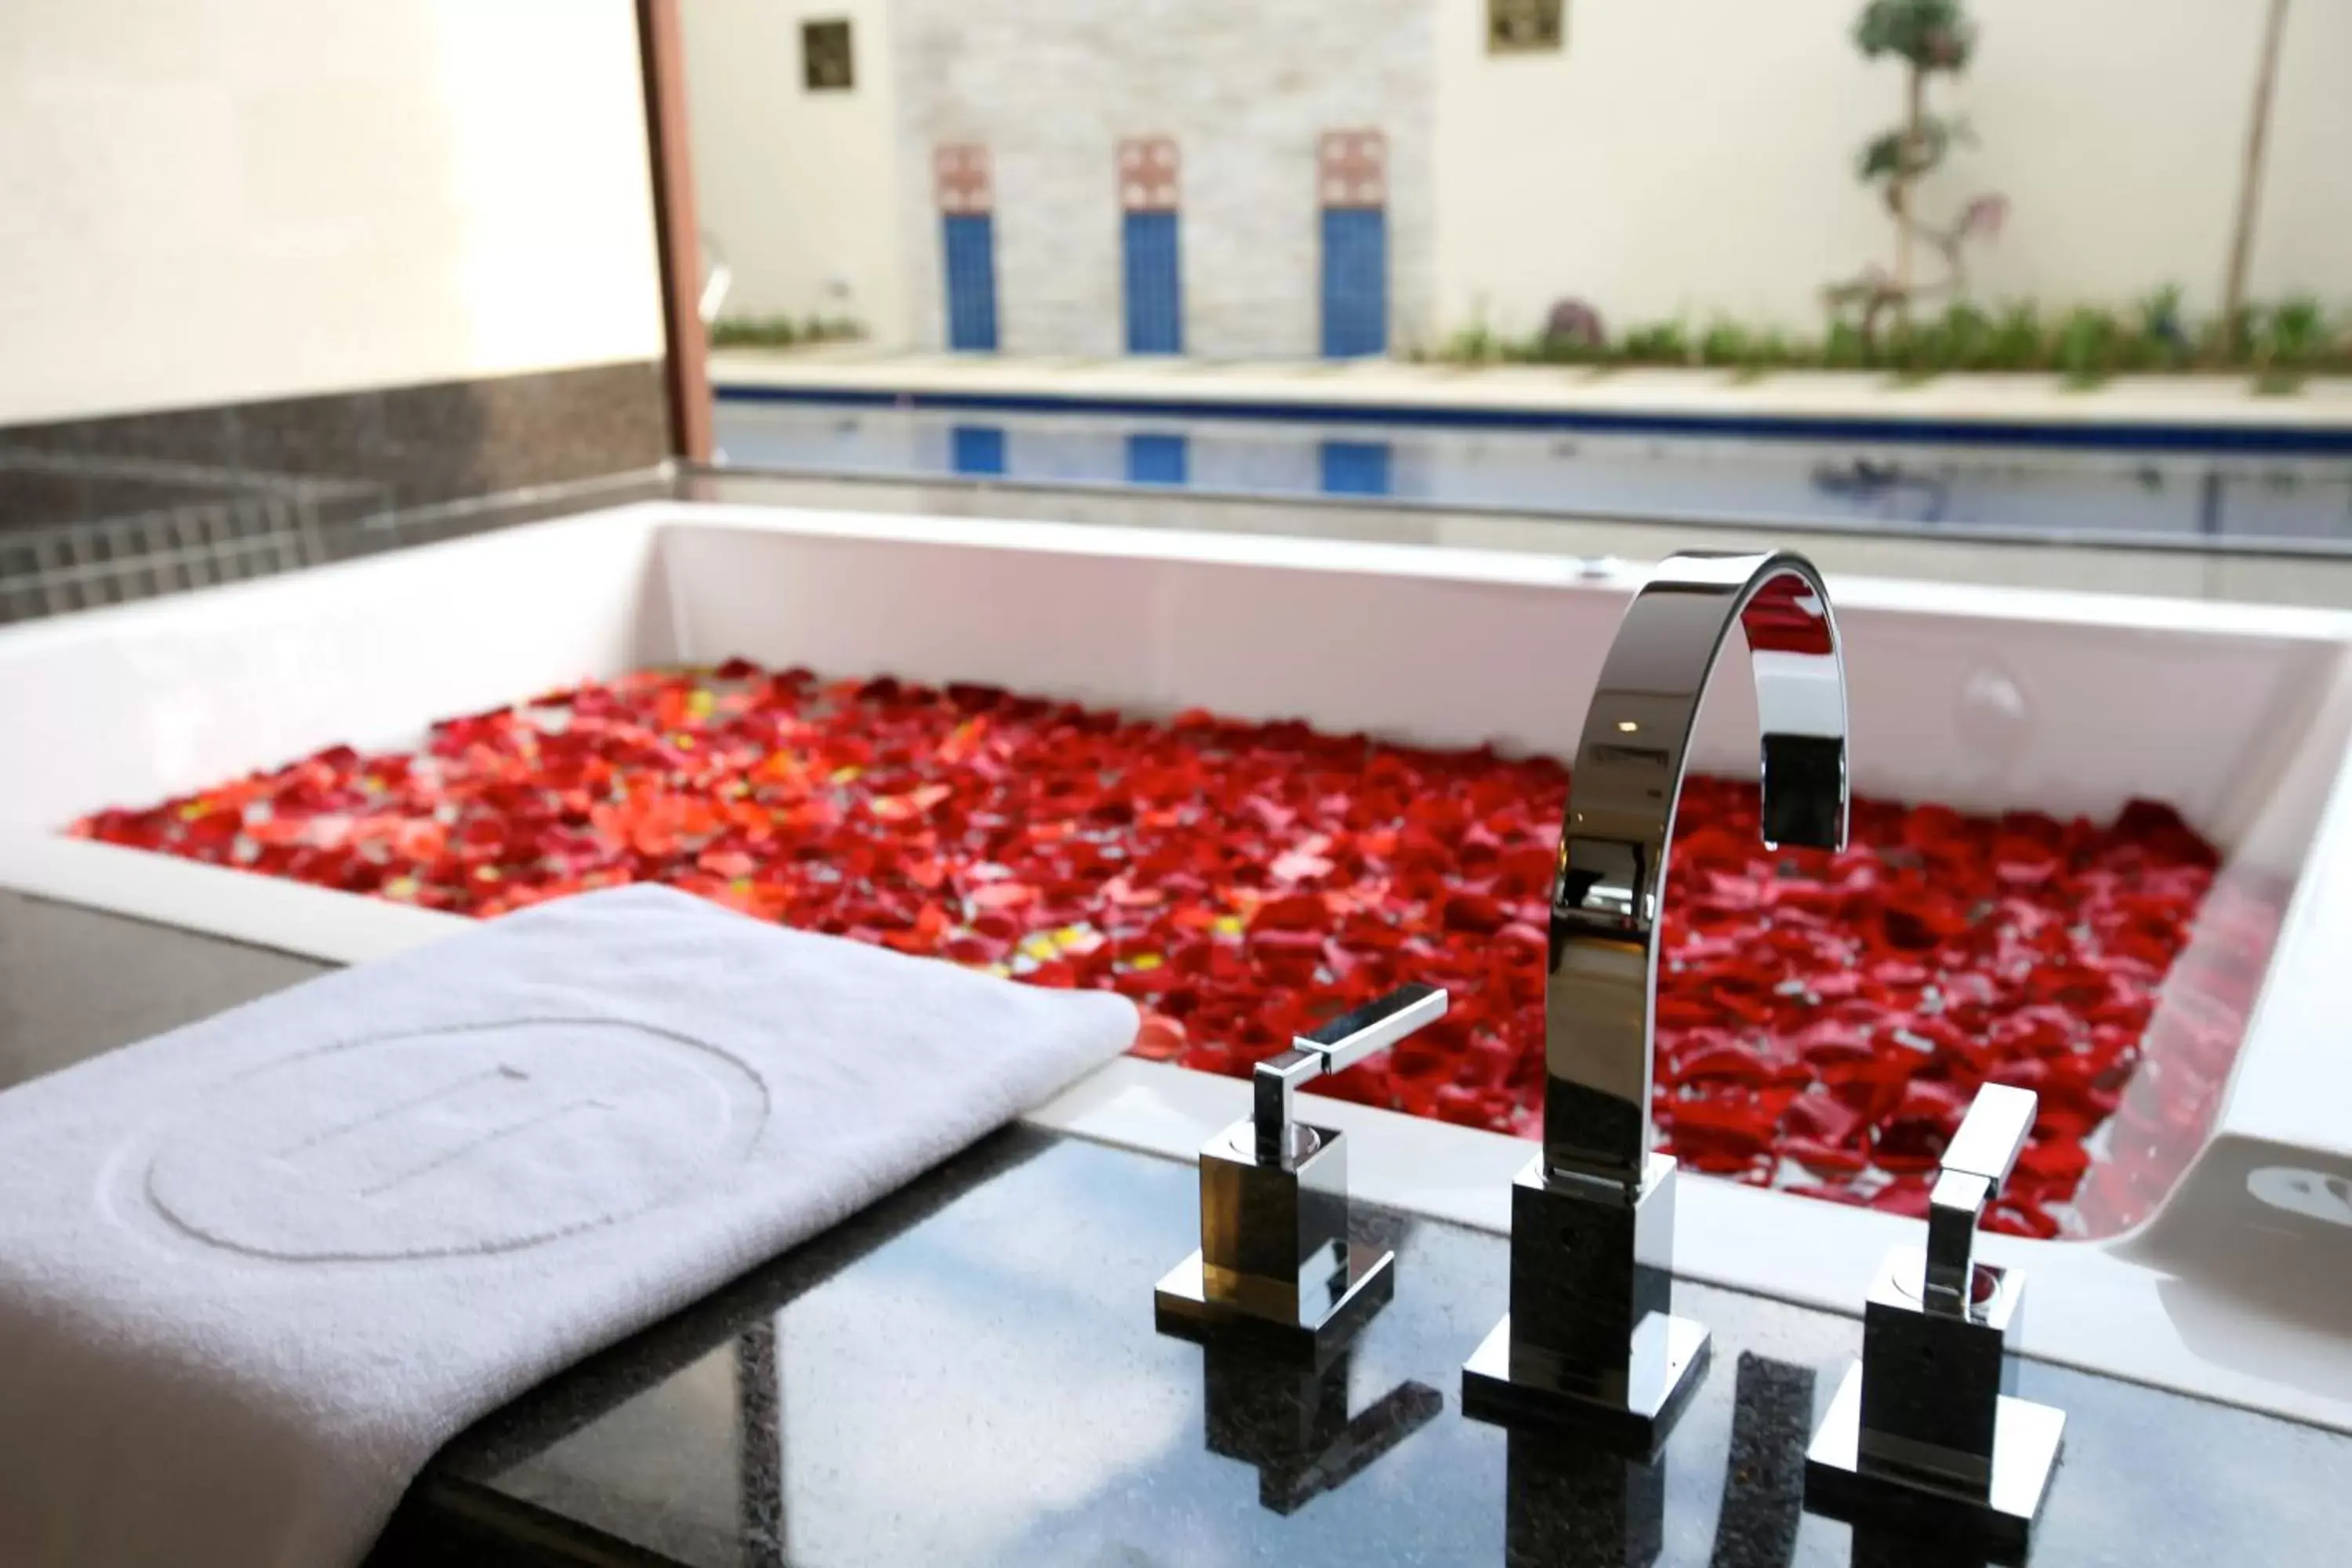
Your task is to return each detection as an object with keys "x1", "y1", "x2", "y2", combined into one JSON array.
[{"x1": 713, "y1": 397, "x2": 2352, "y2": 549}]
